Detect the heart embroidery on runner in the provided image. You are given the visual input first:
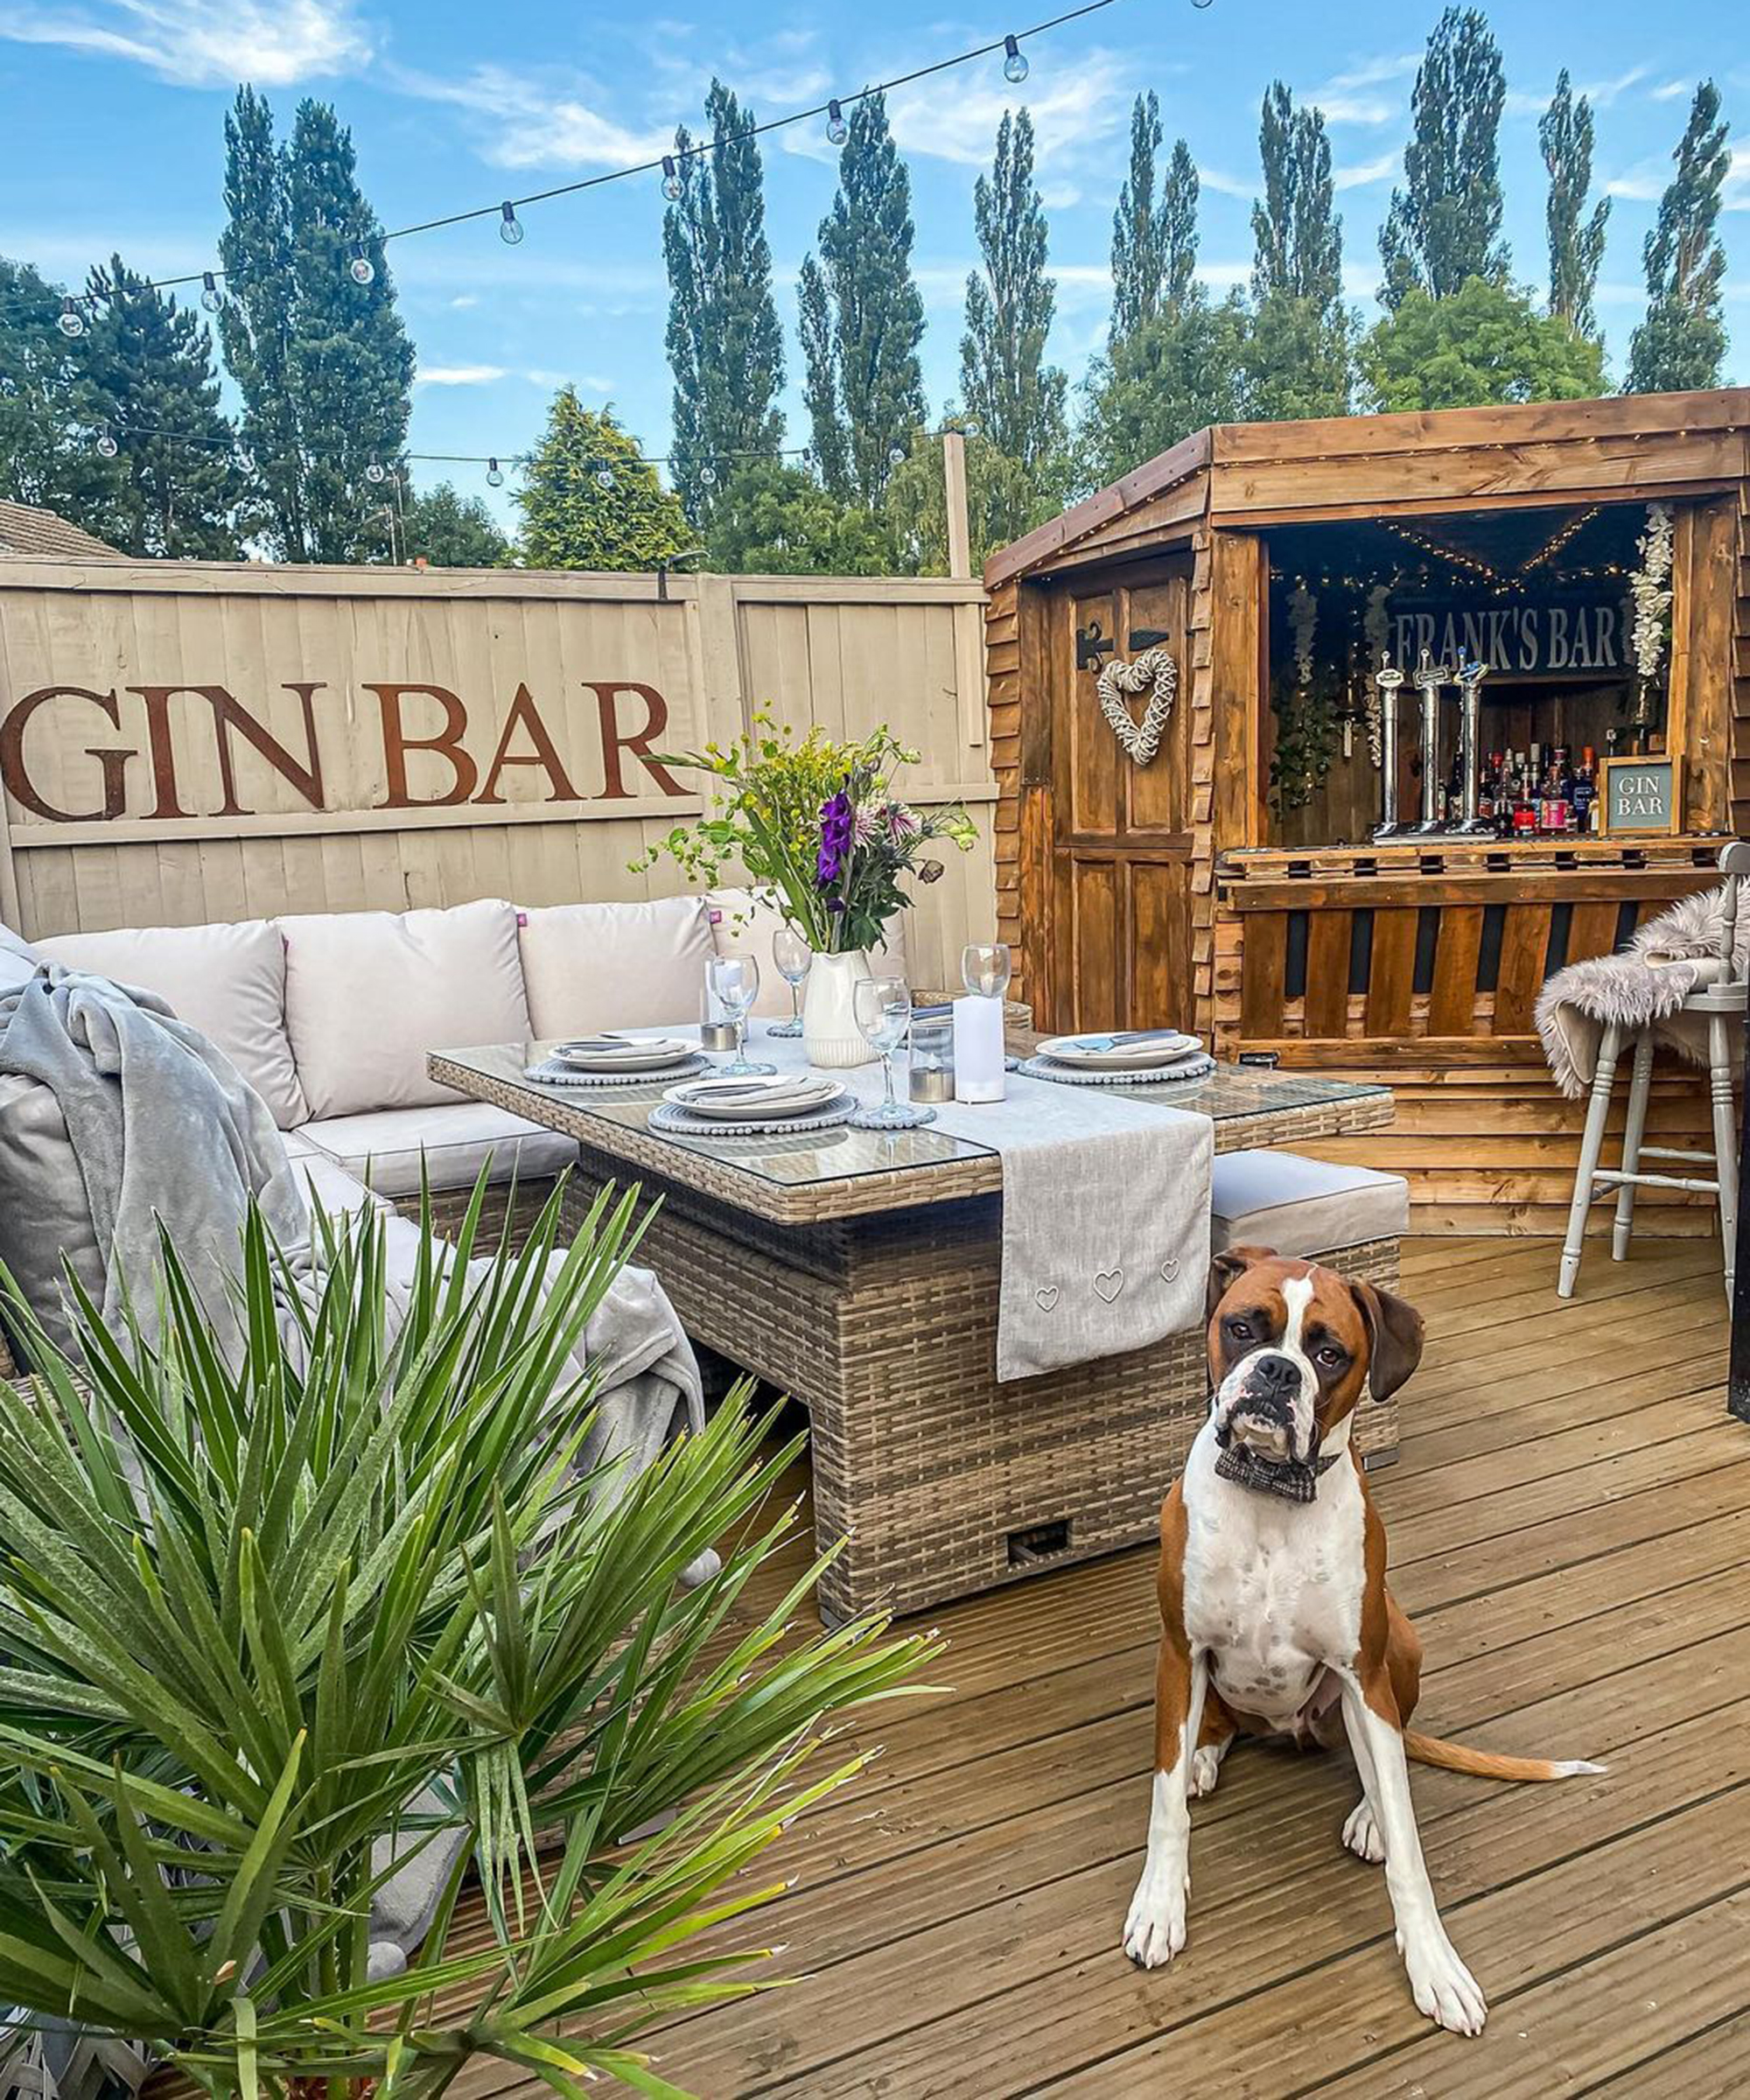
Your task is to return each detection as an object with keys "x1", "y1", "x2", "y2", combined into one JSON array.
[
  {"x1": 1095, "y1": 1268, "x2": 1124, "y2": 1304},
  {"x1": 1034, "y1": 1284, "x2": 1060, "y2": 1312},
  {"x1": 1095, "y1": 648, "x2": 1177, "y2": 766},
  {"x1": 1159, "y1": 1256, "x2": 1180, "y2": 1284}
]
